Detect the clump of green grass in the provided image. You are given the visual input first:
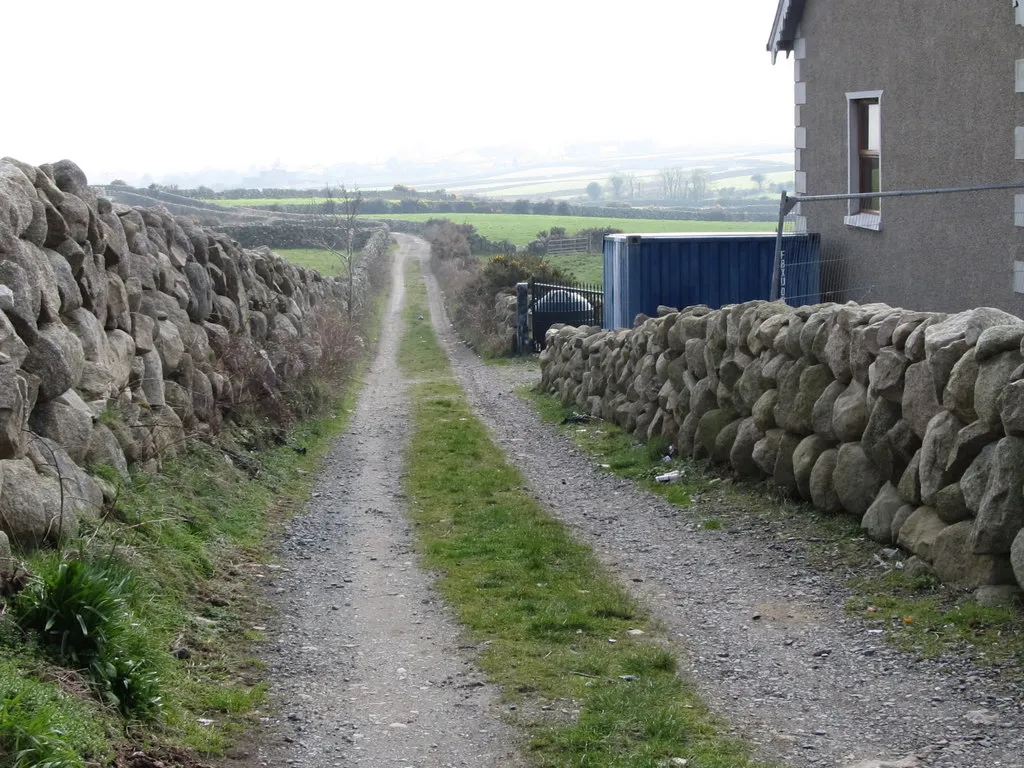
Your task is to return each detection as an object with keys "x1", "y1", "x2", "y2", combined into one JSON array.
[
  {"x1": 400, "y1": 262, "x2": 764, "y2": 767},
  {"x1": 0, "y1": 654, "x2": 112, "y2": 768},
  {"x1": 10, "y1": 558, "x2": 163, "y2": 721},
  {"x1": 847, "y1": 570, "x2": 1024, "y2": 667}
]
